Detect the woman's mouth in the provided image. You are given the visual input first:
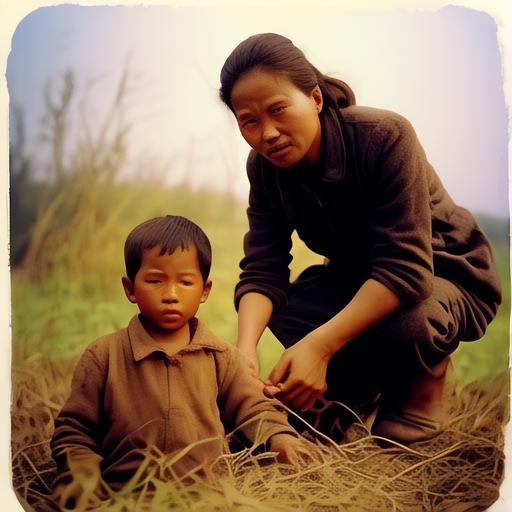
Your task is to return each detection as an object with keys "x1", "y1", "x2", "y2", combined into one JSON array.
[{"x1": 267, "y1": 143, "x2": 292, "y2": 159}]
